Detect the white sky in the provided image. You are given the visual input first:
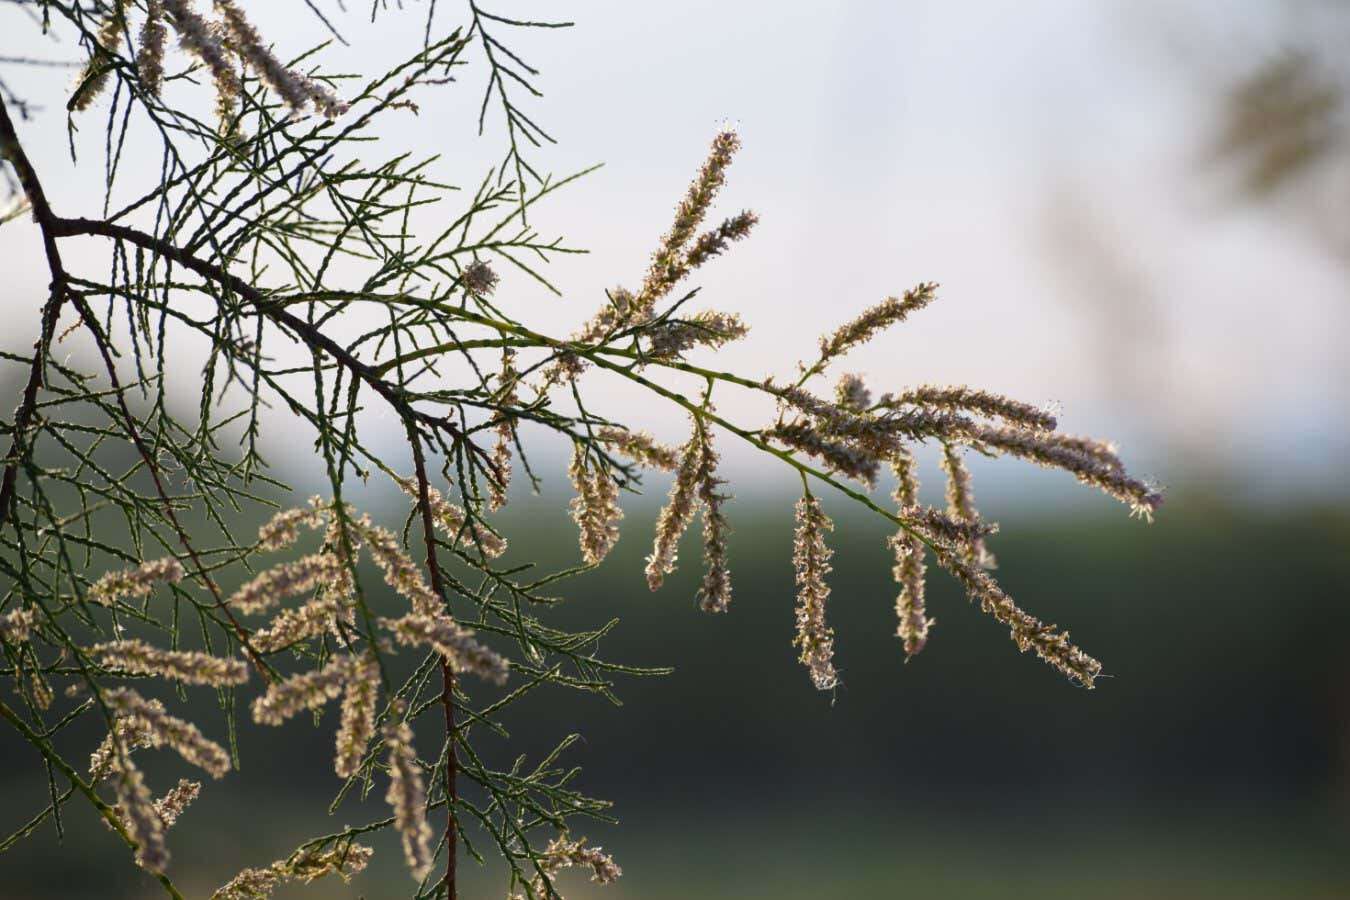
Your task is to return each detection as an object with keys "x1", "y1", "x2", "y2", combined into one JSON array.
[{"x1": 3, "y1": 1, "x2": 1346, "y2": 504}]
